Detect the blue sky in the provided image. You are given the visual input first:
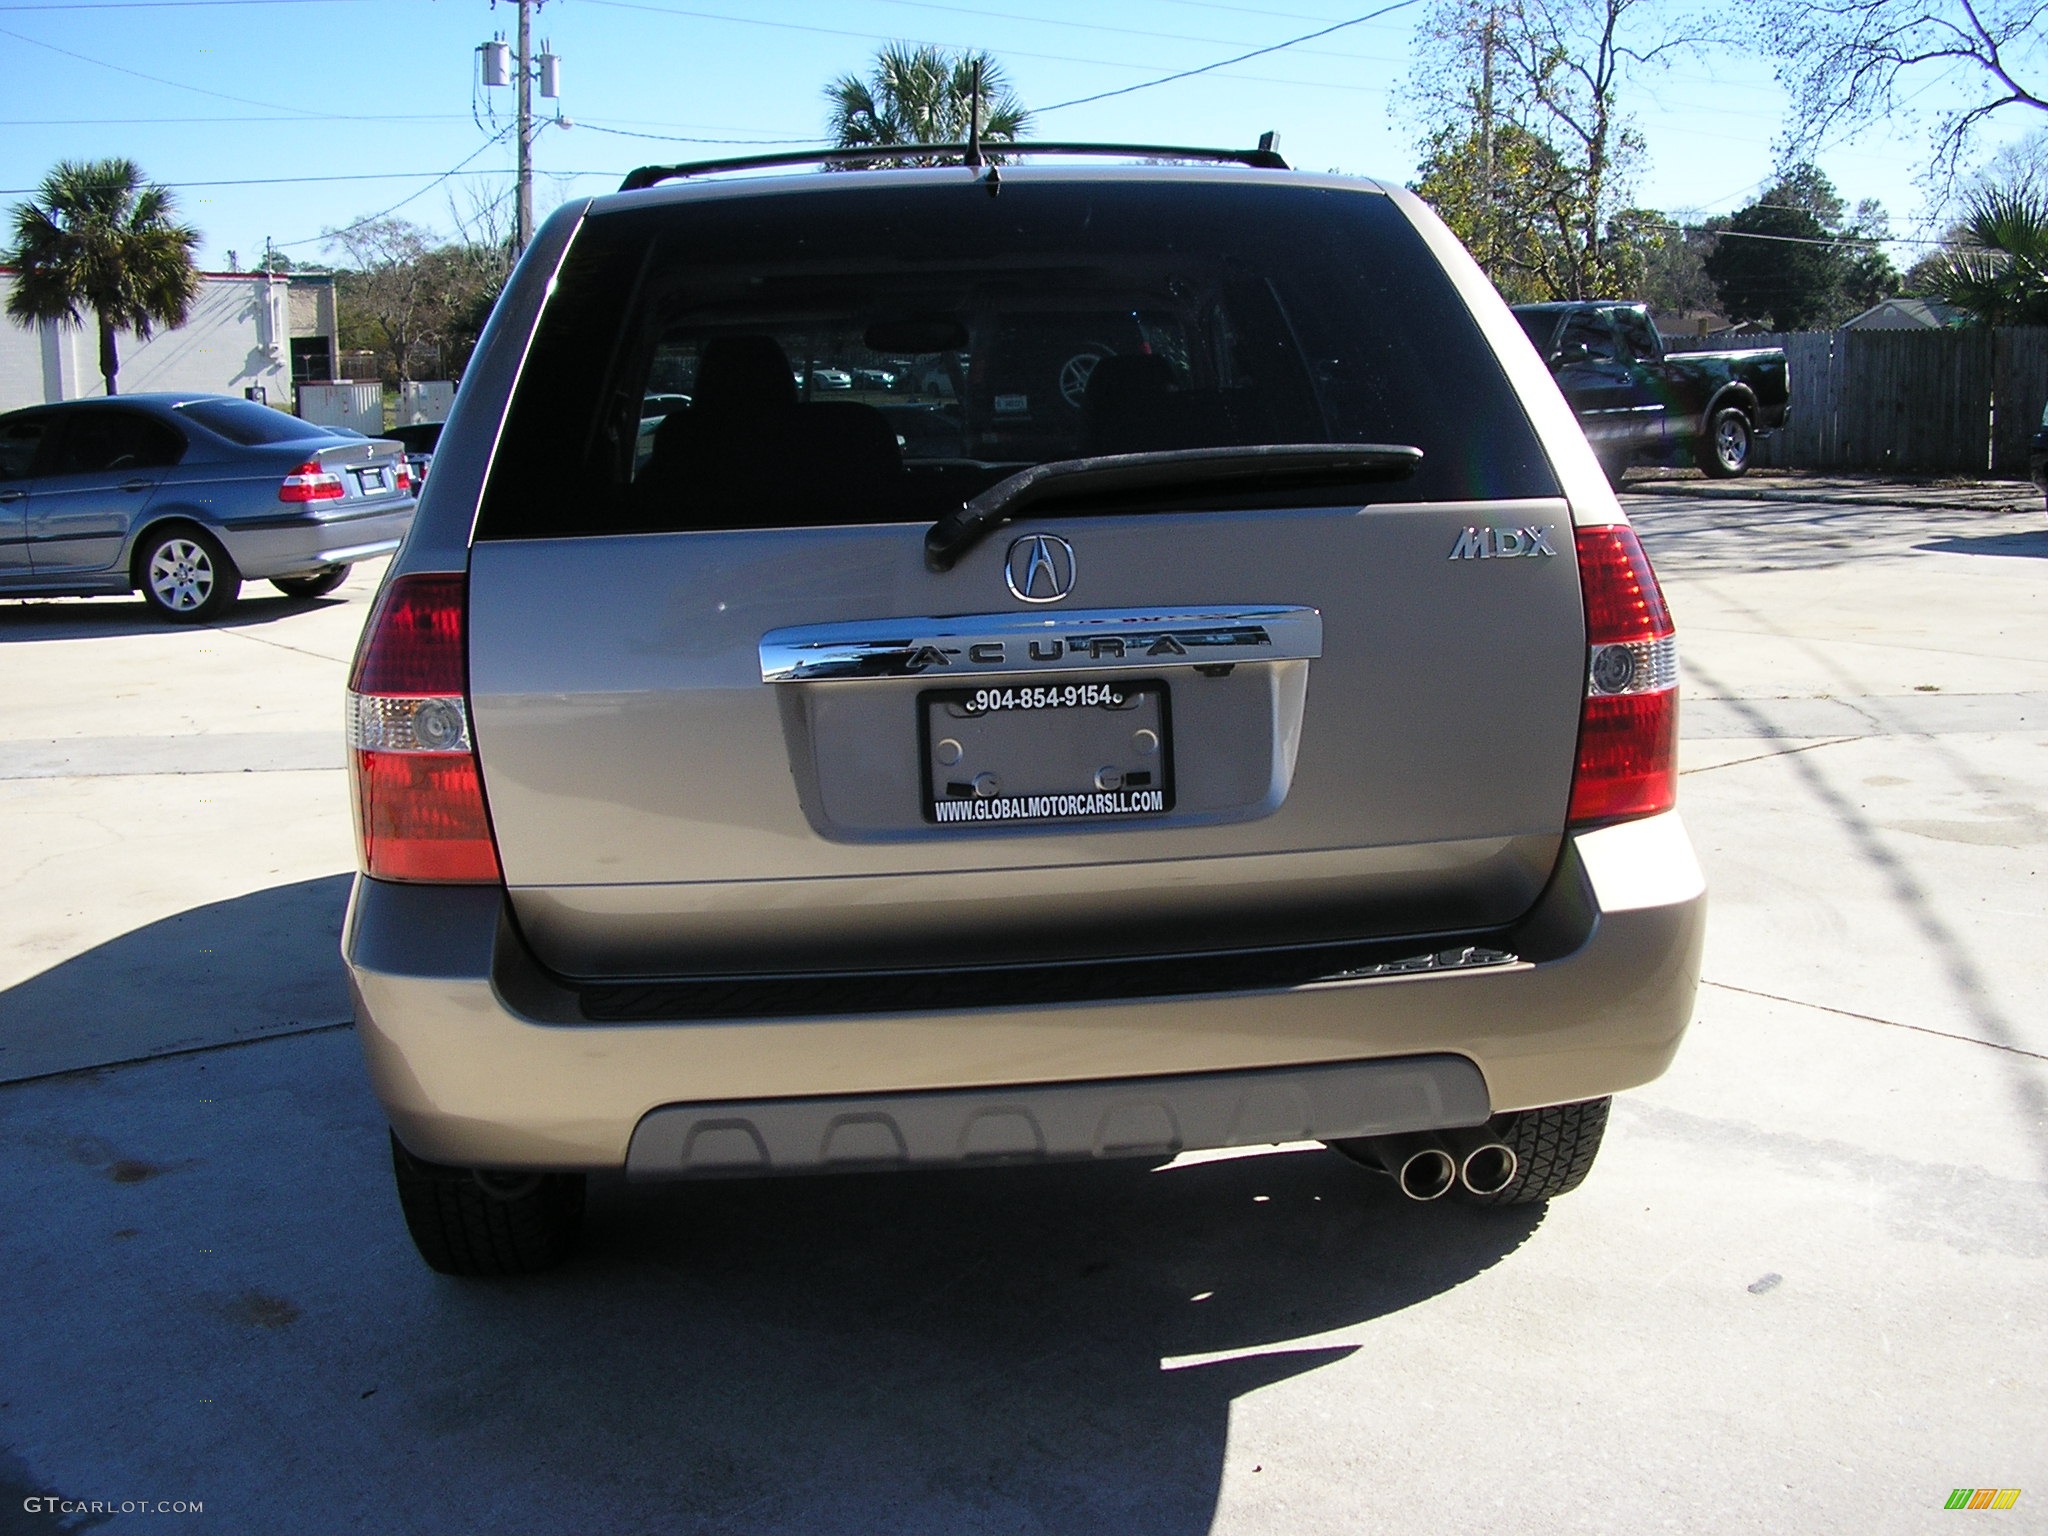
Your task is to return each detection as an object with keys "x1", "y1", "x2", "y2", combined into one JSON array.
[{"x1": 0, "y1": 0, "x2": 2031, "y2": 272}]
